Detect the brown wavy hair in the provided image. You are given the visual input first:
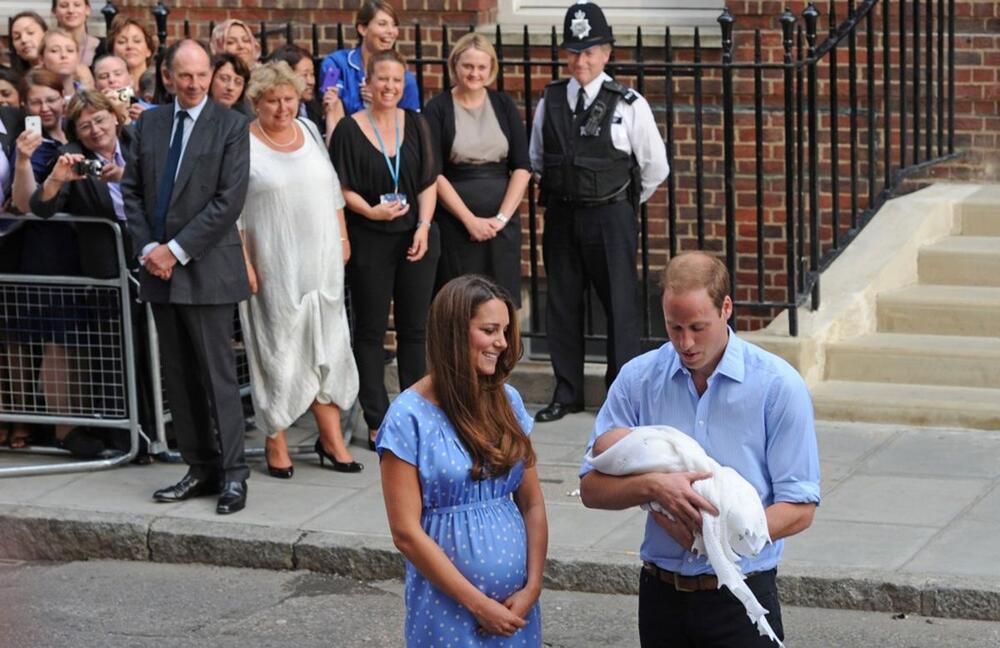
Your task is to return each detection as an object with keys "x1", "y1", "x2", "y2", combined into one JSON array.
[{"x1": 427, "y1": 275, "x2": 535, "y2": 480}]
